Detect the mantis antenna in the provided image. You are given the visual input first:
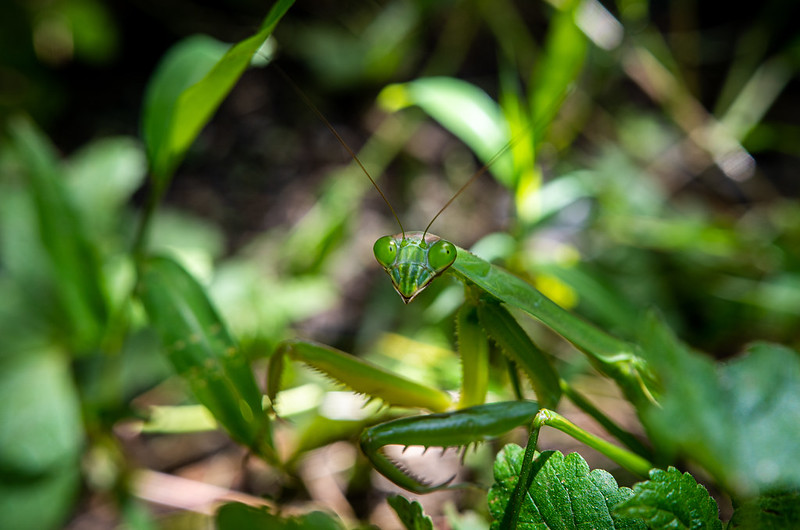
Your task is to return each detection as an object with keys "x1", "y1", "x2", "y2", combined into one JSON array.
[
  {"x1": 420, "y1": 129, "x2": 531, "y2": 240},
  {"x1": 275, "y1": 62, "x2": 553, "y2": 240},
  {"x1": 274, "y1": 65, "x2": 405, "y2": 238}
]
